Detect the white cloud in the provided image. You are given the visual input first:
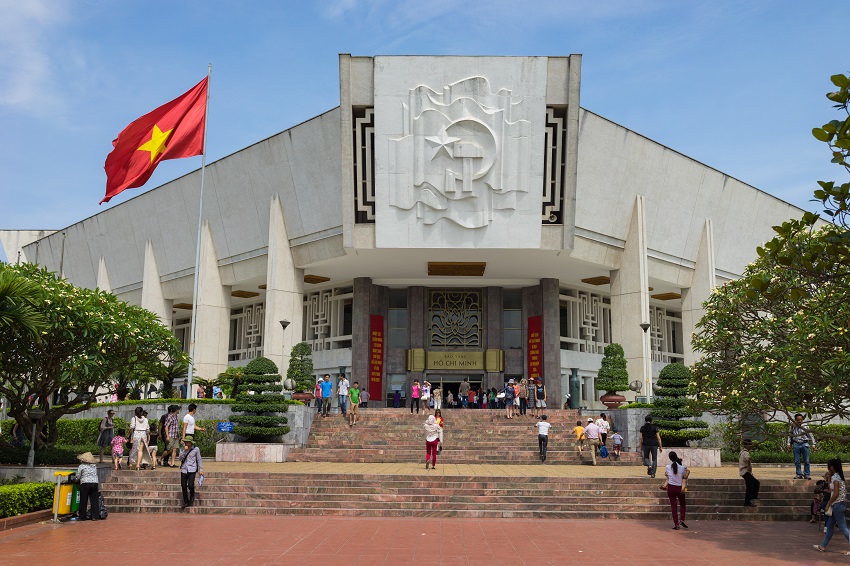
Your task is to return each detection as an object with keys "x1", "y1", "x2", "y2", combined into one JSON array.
[{"x1": 0, "y1": 0, "x2": 69, "y2": 116}]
